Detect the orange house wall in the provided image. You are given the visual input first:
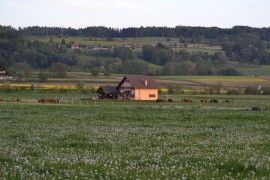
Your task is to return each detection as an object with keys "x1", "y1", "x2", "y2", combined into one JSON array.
[{"x1": 135, "y1": 89, "x2": 158, "y2": 100}]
